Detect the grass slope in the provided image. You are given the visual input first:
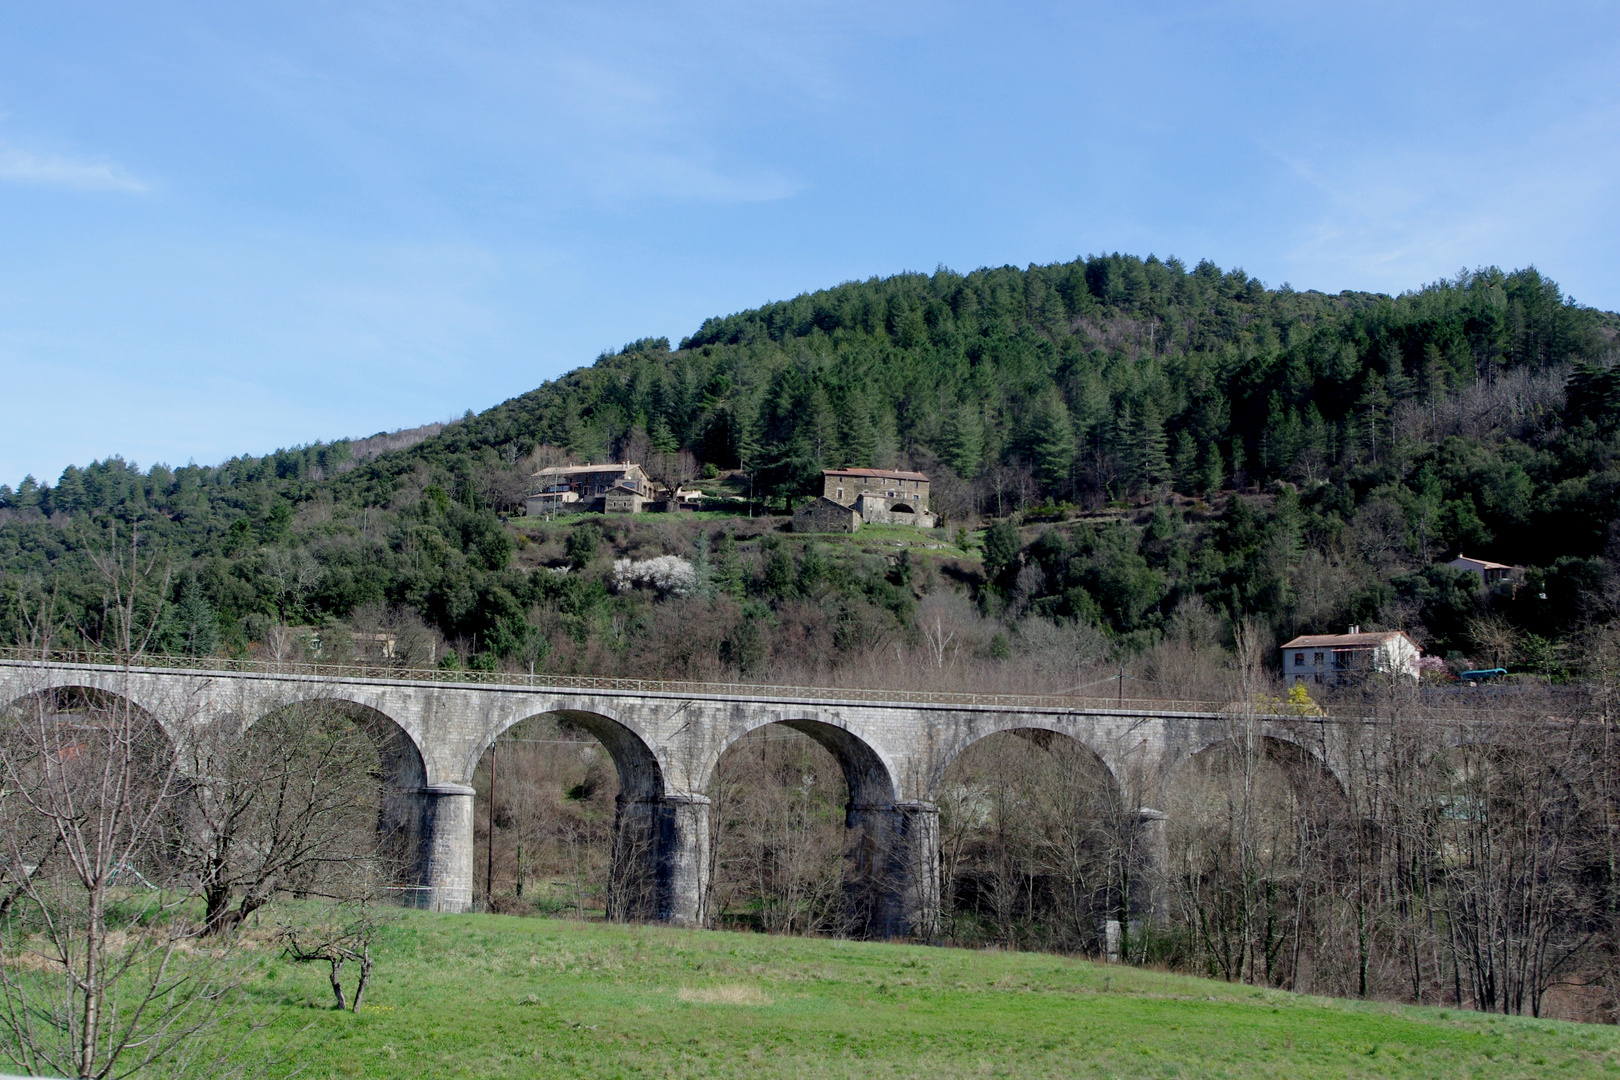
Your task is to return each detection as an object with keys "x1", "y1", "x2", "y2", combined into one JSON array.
[{"x1": 236, "y1": 910, "x2": 1620, "y2": 1079}]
